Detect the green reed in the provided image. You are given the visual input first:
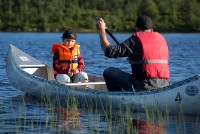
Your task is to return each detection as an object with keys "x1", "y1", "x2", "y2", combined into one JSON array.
[{"x1": 1, "y1": 86, "x2": 199, "y2": 134}]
